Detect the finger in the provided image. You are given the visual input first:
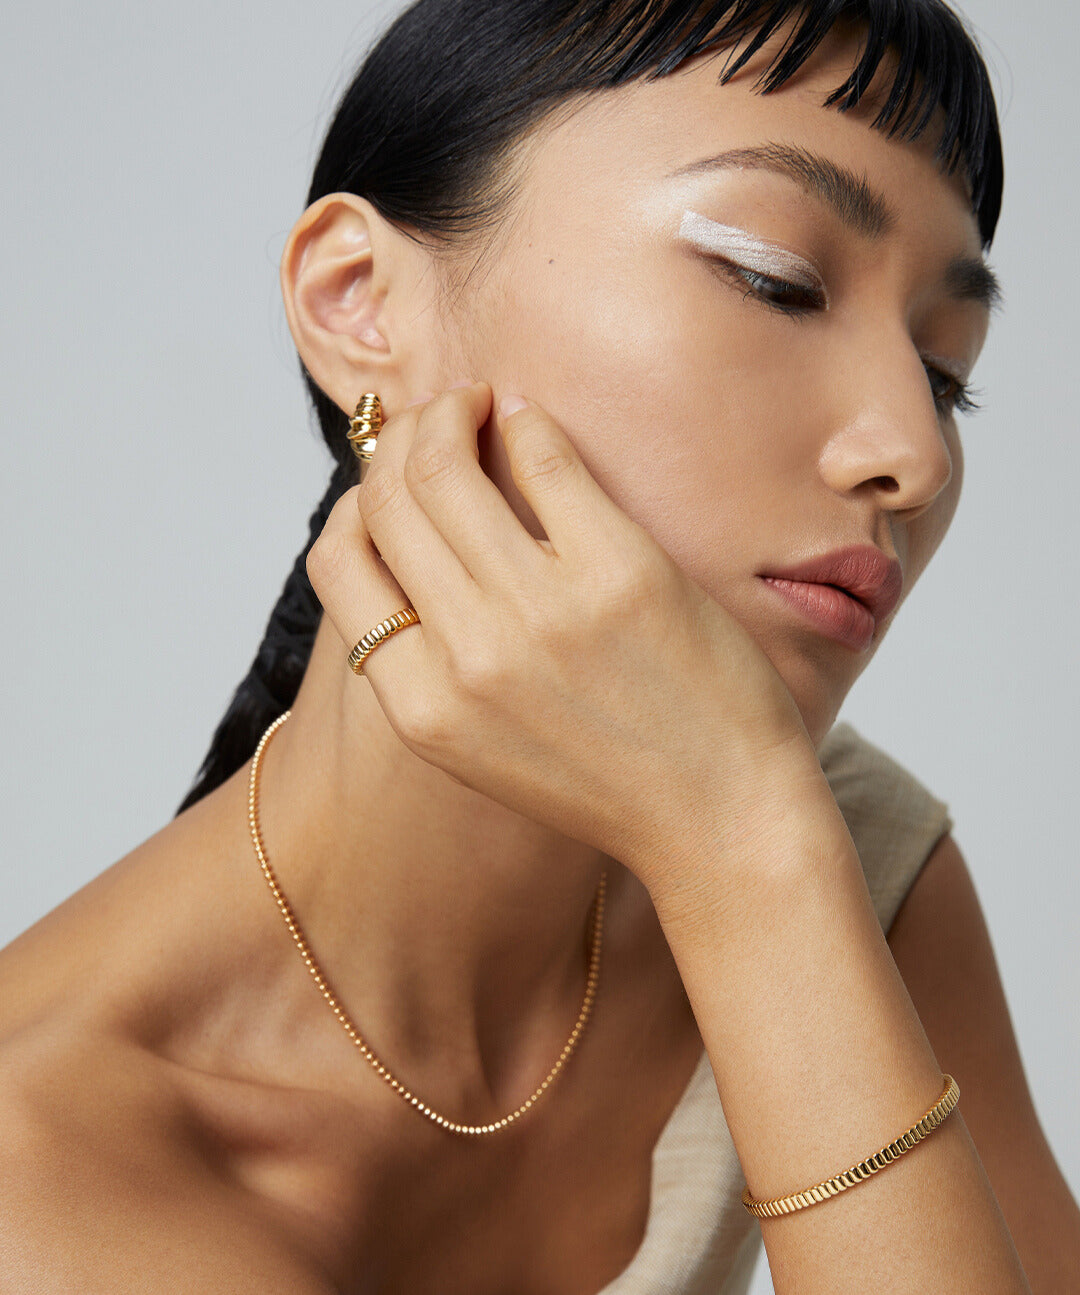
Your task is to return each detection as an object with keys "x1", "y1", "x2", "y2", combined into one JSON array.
[
  {"x1": 358, "y1": 402, "x2": 481, "y2": 628},
  {"x1": 496, "y1": 395, "x2": 633, "y2": 562},
  {"x1": 306, "y1": 484, "x2": 425, "y2": 677},
  {"x1": 404, "y1": 382, "x2": 548, "y2": 590}
]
